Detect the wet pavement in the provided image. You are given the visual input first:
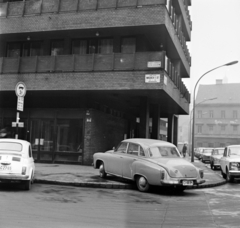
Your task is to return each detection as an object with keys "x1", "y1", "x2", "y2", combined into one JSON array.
[{"x1": 34, "y1": 155, "x2": 227, "y2": 190}]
